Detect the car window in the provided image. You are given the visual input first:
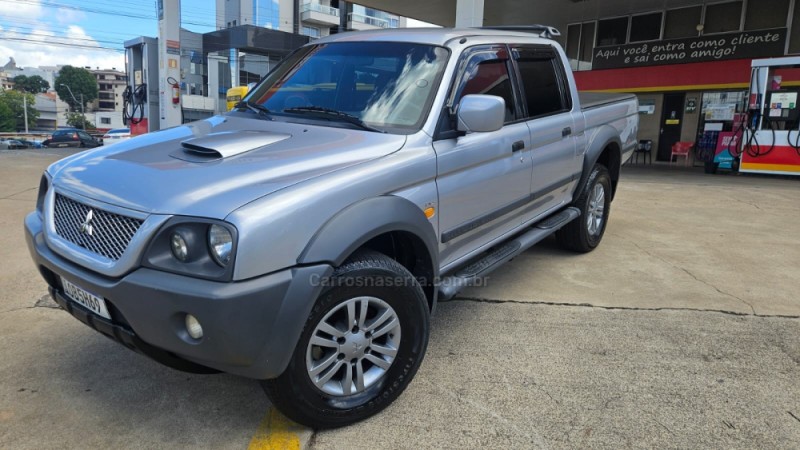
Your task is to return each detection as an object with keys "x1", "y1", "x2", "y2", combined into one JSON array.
[
  {"x1": 513, "y1": 46, "x2": 570, "y2": 118},
  {"x1": 247, "y1": 42, "x2": 450, "y2": 132},
  {"x1": 455, "y1": 56, "x2": 517, "y2": 123}
]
